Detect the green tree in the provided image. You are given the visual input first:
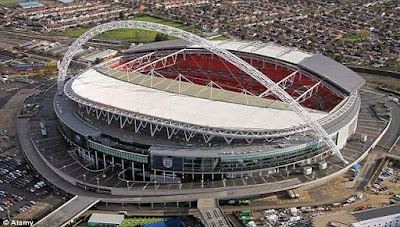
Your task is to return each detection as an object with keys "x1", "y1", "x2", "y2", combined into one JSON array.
[
  {"x1": 154, "y1": 33, "x2": 168, "y2": 42},
  {"x1": 119, "y1": 11, "x2": 125, "y2": 20},
  {"x1": 94, "y1": 58, "x2": 102, "y2": 64}
]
